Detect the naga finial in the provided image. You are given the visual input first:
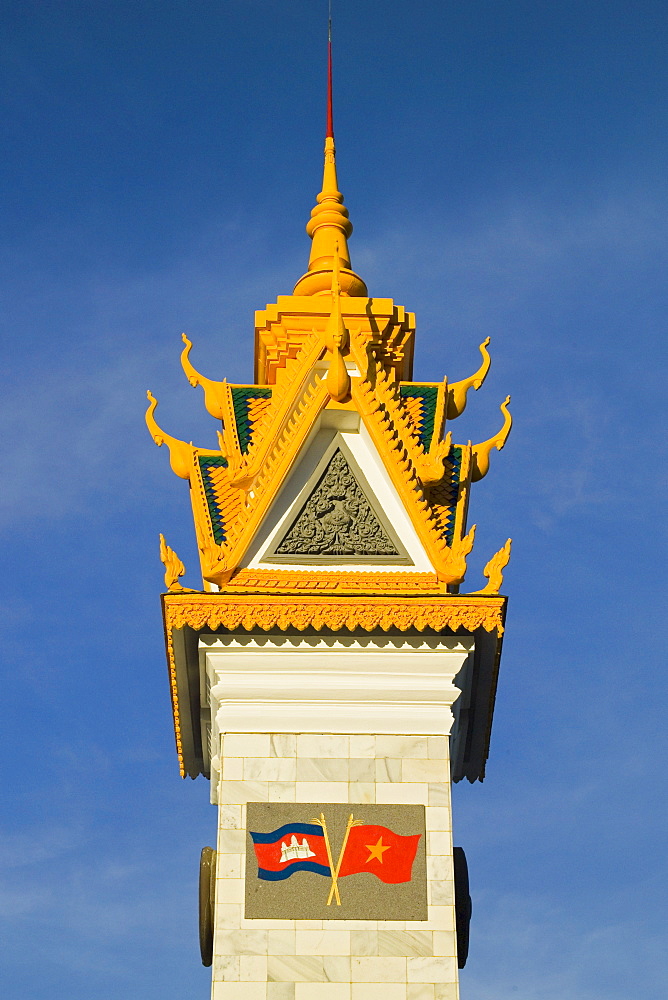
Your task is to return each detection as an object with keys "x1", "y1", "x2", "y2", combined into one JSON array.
[
  {"x1": 437, "y1": 524, "x2": 476, "y2": 585},
  {"x1": 471, "y1": 538, "x2": 512, "y2": 594},
  {"x1": 146, "y1": 391, "x2": 226, "y2": 481},
  {"x1": 447, "y1": 338, "x2": 491, "y2": 420},
  {"x1": 159, "y1": 533, "x2": 187, "y2": 591},
  {"x1": 471, "y1": 396, "x2": 512, "y2": 482},
  {"x1": 180, "y1": 334, "x2": 227, "y2": 421},
  {"x1": 145, "y1": 391, "x2": 193, "y2": 480},
  {"x1": 324, "y1": 242, "x2": 351, "y2": 402}
]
